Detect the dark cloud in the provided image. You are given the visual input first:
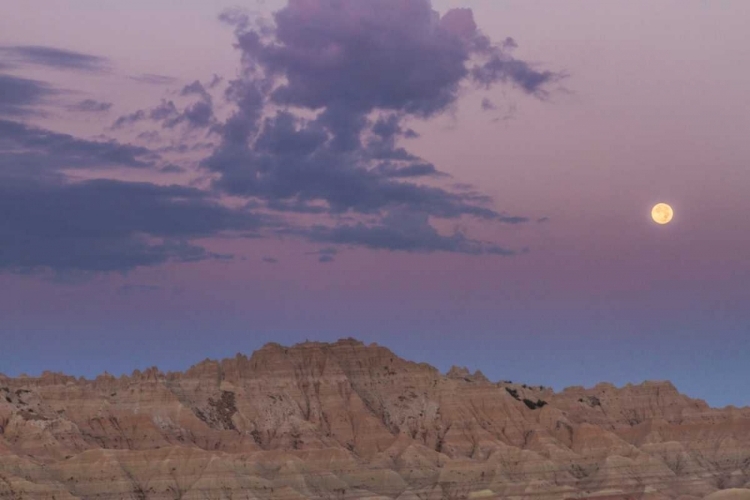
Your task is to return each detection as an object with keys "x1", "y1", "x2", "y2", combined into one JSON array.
[
  {"x1": 136, "y1": 130, "x2": 161, "y2": 142},
  {"x1": 166, "y1": 80, "x2": 218, "y2": 128},
  {"x1": 472, "y1": 56, "x2": 560, "y2": 96},
  {"x1": 366, "y1": 114, "x2": 424, "y2": 161},
  {"x1": 502, "y1": 37, "x2": 519, "y2": 50},
  {"x1": 481, "y1": 98, "x2": 496, "y2": 111},
  {"x1": 372, "y1": 162, "x2": 444, "y2": 178},
  {"x1": 113, "y1": 98, "x2": 214, "y2": 130},
  {"x1": 0, "y1": 115, "x2": 271, "y2": 274},
  {"x1": 266, "y1": 198, "x2": 329, "y2": 214},
  {"x1": 205, "y1": 109, "x2": 512, "y2": 220},
  {"x1": 0, "y1": 74, "x2": 56, "y2": 116},
  {"x1": 159, "y1": 164, "x2": 186, "y2": 174},
  {"x1": 0, "y1": 179, "x2": 263, "y2": 273},
  {"x1": 0, "y1": 45, "x2": 109, "y2": 72},
  {"x1": 203, "y1": 0, "x2": 548, "y2": 229},
  {"x1": 305, "y1": 246, "x2": 338, "y2": 263},
  {"x1": 112, "y1": 100, "x2": 177, "y2": 128},
  {"x1": 0, "y1": 120, "x2": 272, "y2": 274},
  {"x1": 157, "y1": 142, "x2": 215, "y2": 154},
  {"x1": 238, "y1": 2, "x2": 466, "y2": 116},
  {"x1": 306, "y1": 211, "x2": 517, "y2": 256},
  {"x1": 67, "y1": 99, "x2": 112, "y2": 113},
  {"x1": 181, "y1": 80, "x2": 211, "y2": 99},
  {"x1": 176, "y1": 100, "x2": 213, "y2": 128},
  {"x1": 112, "y1": 109, "x2": 147, "y2": 128},
  {"x1": 0, "y1": 0, "x2": 553, "y2": 275},
  {"x1": 0, "y1": 119, "x2": 158, "y2": 178},
  {"x1": 208, "y1": 74, "x2": 223, "y2": 89},
  {"x1": 129, "y1": 73, "x2": 177, "y2": 85},
  {"x1": 262, "y1": 256, "x2": 278, "y2": 264},
  {"x1": 149, "y1": 100, "x2": 179, "y2": 121}
]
